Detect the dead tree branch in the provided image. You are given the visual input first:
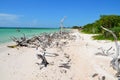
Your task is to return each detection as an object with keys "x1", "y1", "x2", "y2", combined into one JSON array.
[{"x1": 101, "y1": 26, "x2": 120, "y2": 77}]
